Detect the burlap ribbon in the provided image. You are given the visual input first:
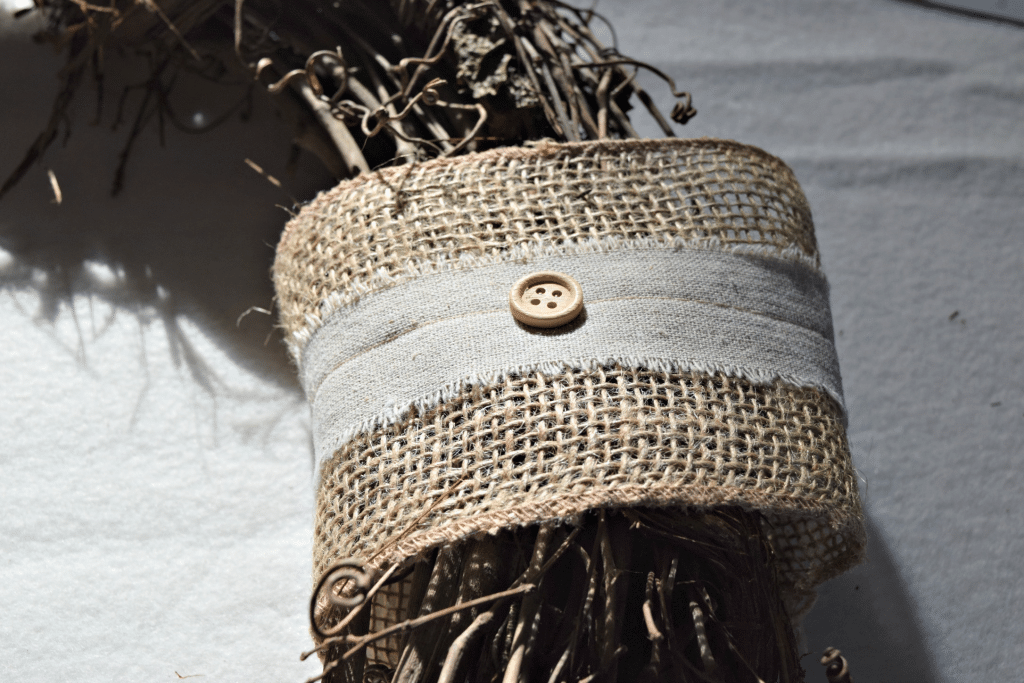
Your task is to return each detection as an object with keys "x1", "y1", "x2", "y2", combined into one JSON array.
[{"x1": 273, "y1": 138, "x2": 865, "y2": 616}]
